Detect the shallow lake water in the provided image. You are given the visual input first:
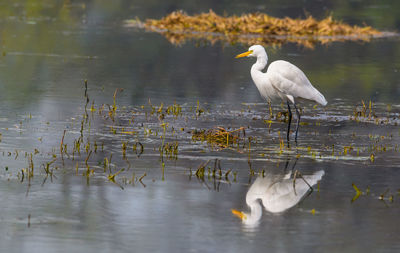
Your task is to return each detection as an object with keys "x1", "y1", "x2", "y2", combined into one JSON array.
[{"x1": 1, "y1": 1, "x2": 400, "y2": 252}]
